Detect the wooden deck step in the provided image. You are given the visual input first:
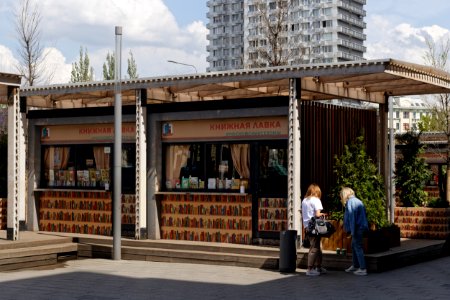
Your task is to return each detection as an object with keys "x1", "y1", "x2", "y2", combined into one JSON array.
[
  {"x1": 77, "y1": 242, "x2": 278, "y2": 269},
  {"x1": 0, "y1": 242, "x2": 78, "y2": 271}
]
